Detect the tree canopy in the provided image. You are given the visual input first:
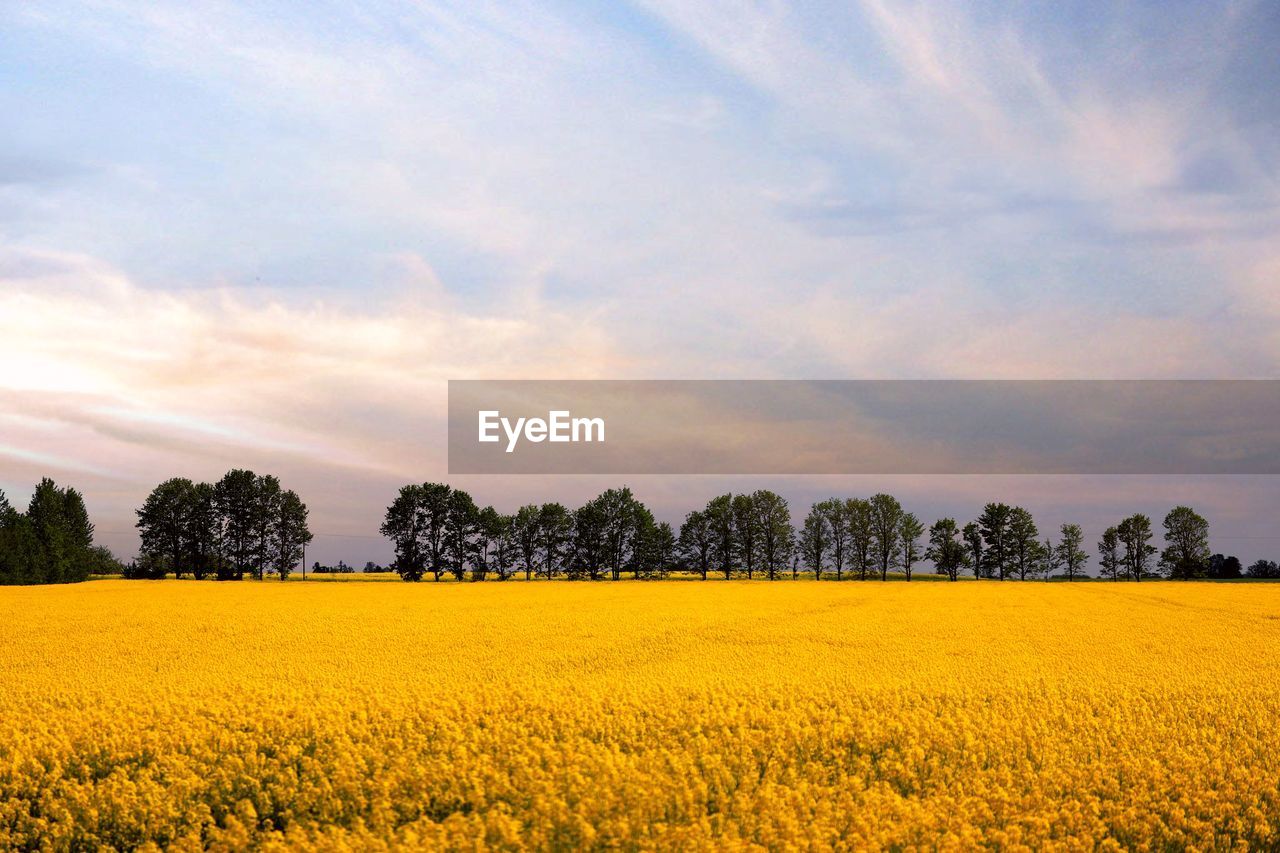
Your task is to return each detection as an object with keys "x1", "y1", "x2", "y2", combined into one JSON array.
[{"x1": 1, "y1": 479, "x2": 116, "y2": 584}]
